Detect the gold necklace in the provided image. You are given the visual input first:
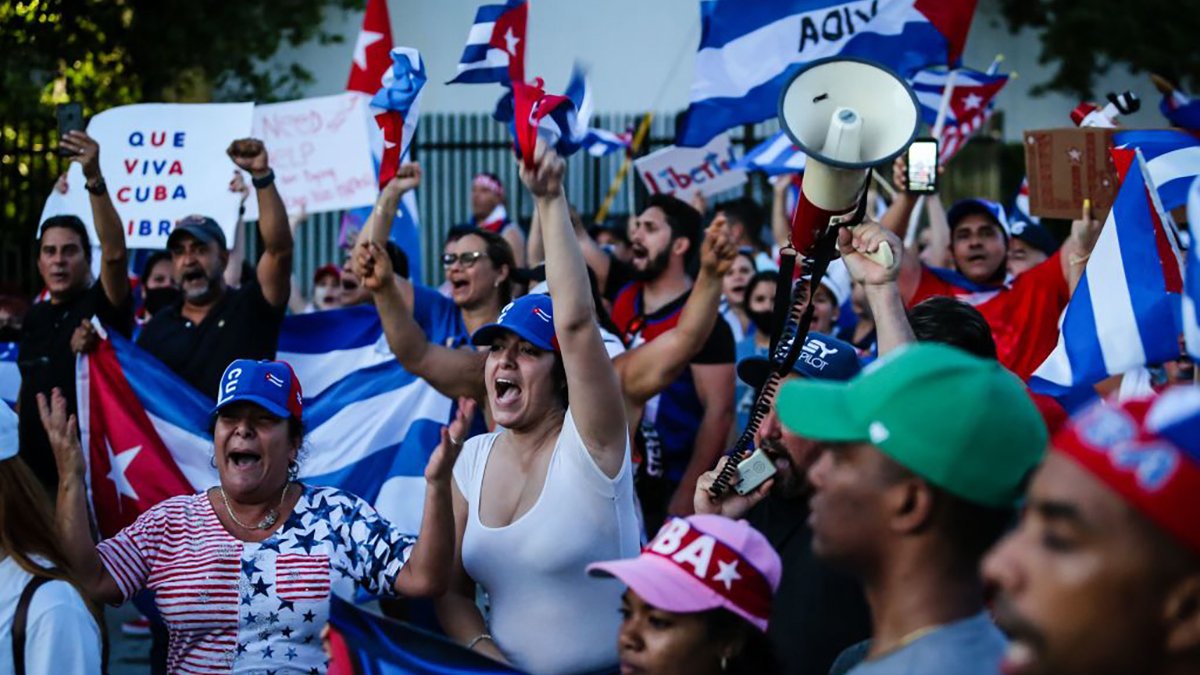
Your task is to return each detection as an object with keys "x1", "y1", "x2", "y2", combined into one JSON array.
[{"x1": 220, "y1": 482, "x2": 290, "y2": 530}]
